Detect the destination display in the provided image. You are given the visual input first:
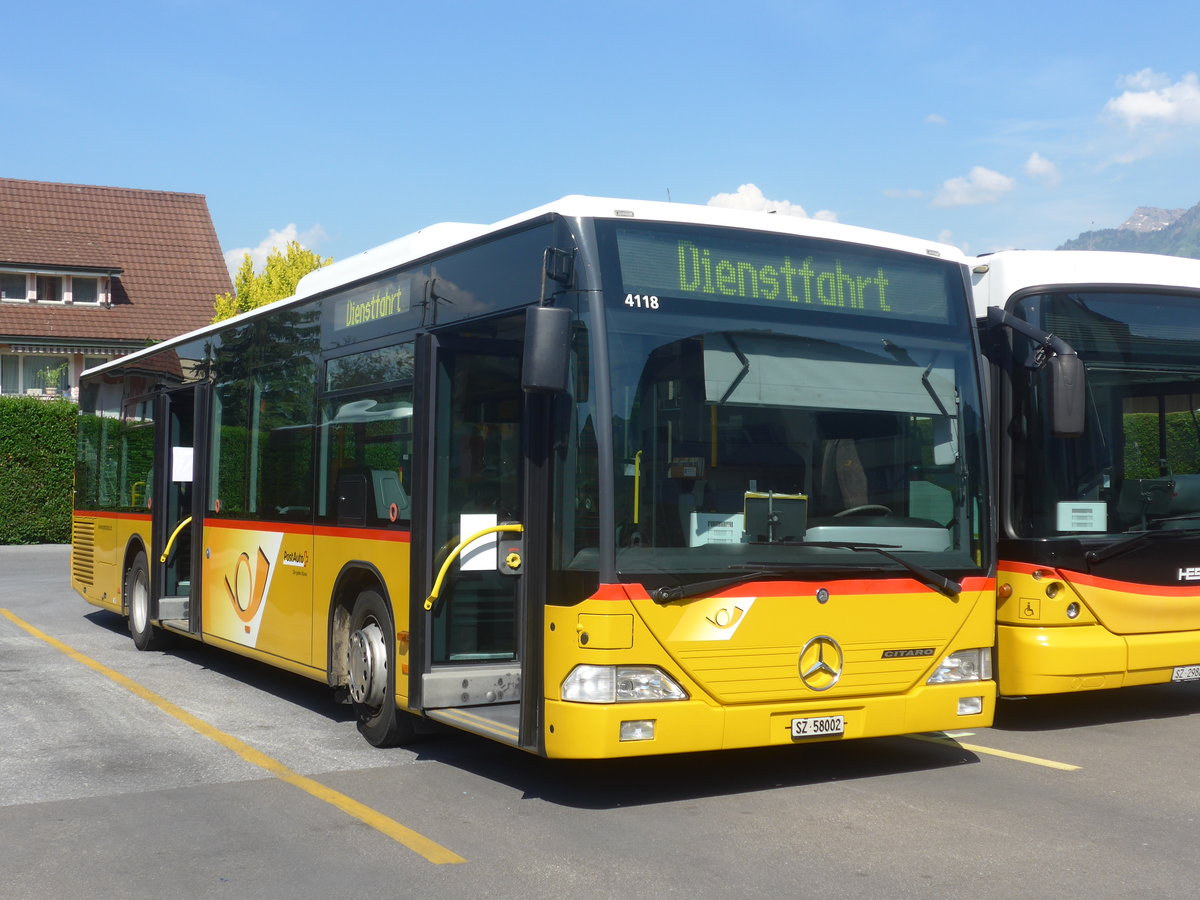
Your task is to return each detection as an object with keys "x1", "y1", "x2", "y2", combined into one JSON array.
[
  {"x1": 331, "y1": 274, "x2": 413, "y2": 331},
  {"x1": 615, "y1": 226, "x2": 954, "y2": 324}
]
